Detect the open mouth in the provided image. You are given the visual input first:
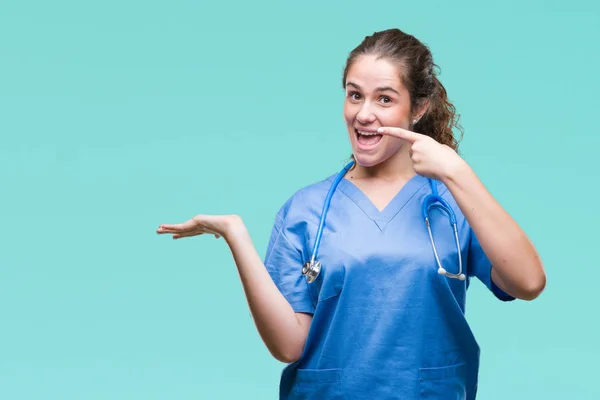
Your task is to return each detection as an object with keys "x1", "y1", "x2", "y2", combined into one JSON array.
[{"x1": 355, "y1": 129, "x2": 383, "y2": 148}]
